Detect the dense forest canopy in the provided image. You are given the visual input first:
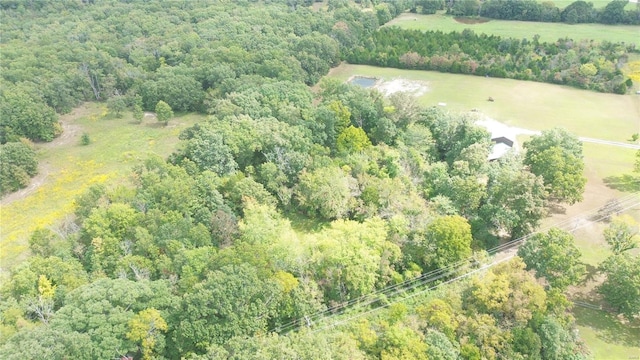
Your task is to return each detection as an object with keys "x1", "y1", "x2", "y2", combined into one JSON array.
[{"x1": 1, "y1": 0, "x2": 638, "y2": 359}]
